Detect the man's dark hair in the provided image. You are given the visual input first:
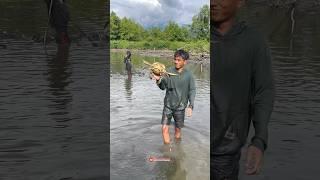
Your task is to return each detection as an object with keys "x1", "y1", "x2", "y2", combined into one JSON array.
[{"x1": 174, "y1": 49, "x2": 189, "y2": 60}]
